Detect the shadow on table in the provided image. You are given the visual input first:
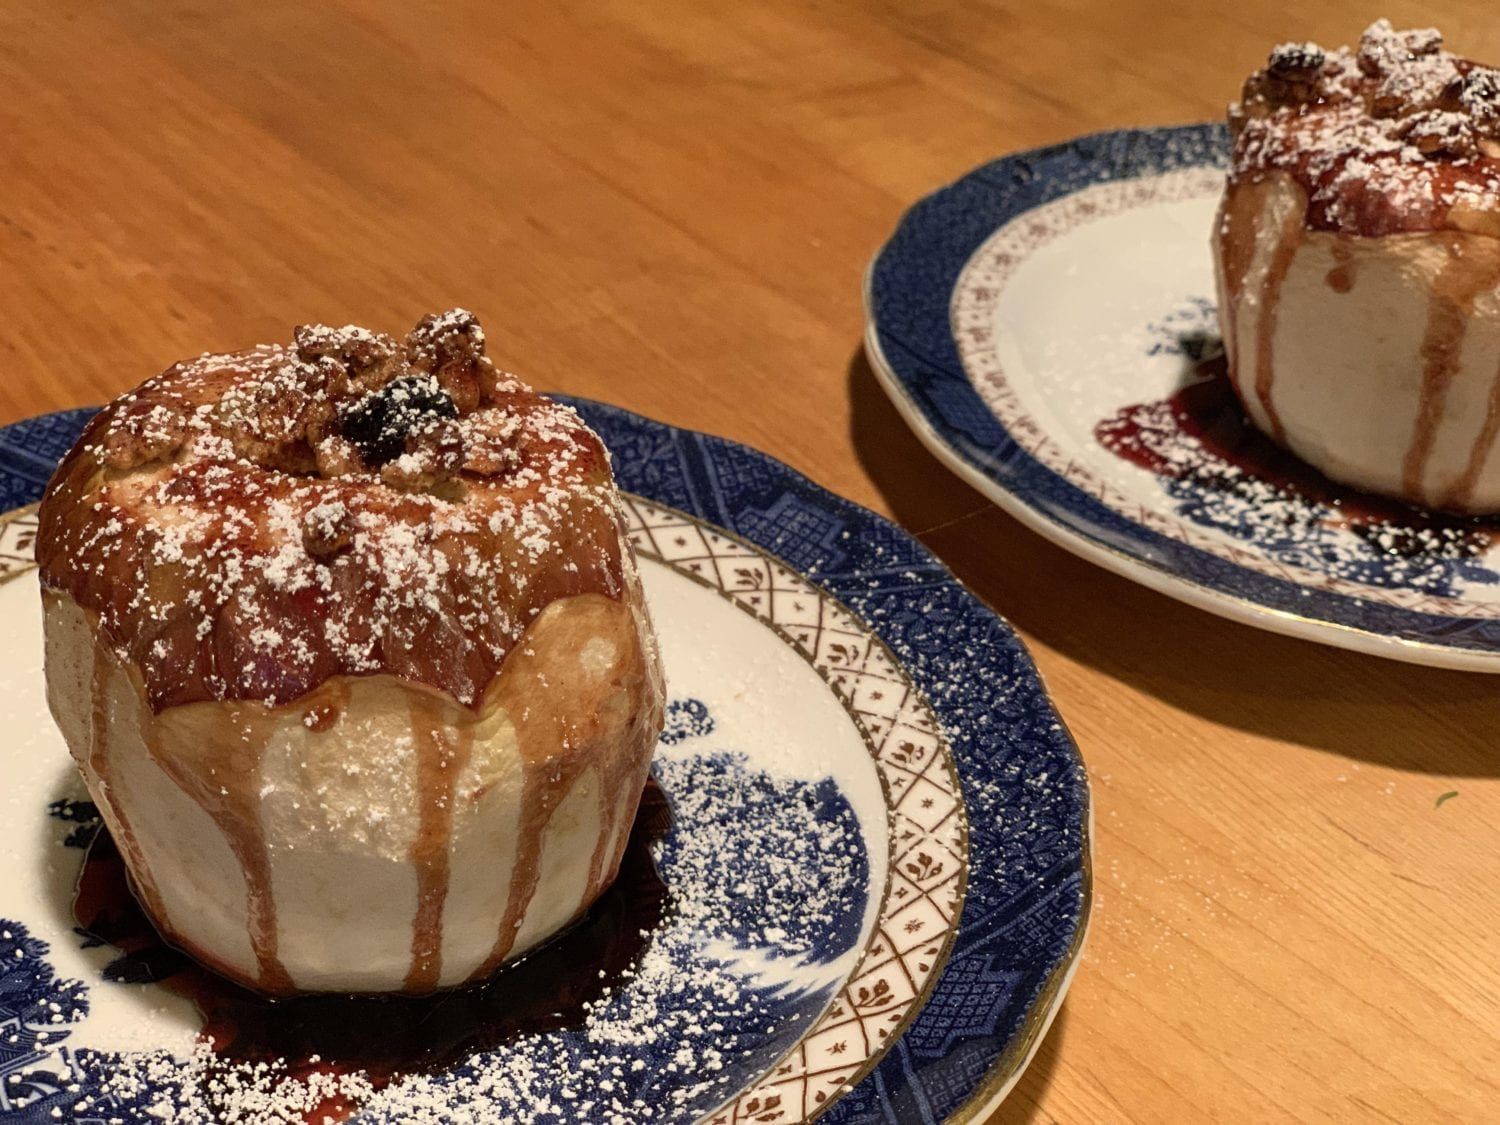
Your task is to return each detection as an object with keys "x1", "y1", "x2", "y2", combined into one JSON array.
[
  {"x1": 992, "y1": 1002, "x2": 1069, "y2": 1123},
  {"x1": 847, "y1": 349, "x2": 1500, "y2": 779}
]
